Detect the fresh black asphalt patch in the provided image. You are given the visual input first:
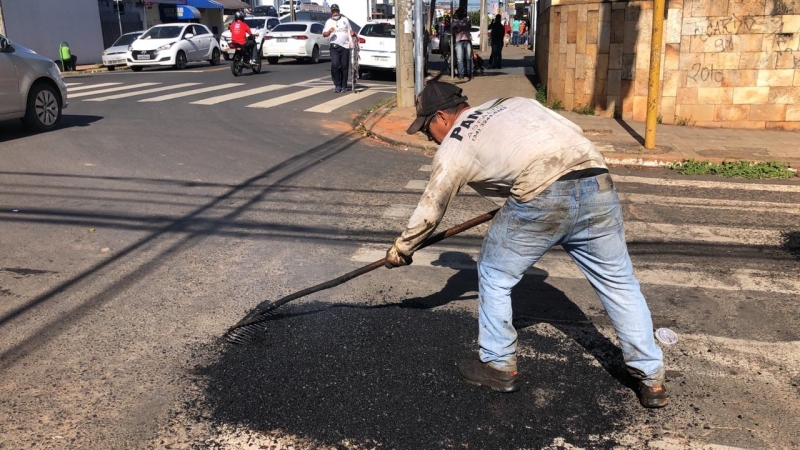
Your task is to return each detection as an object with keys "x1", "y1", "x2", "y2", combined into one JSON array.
[{"x1": 190, "y1": 302, "x2": 641, "y2": 448}]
